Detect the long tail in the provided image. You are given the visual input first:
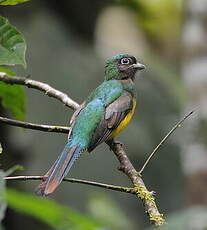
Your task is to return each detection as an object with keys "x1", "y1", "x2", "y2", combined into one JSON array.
[{"x1": 35, "y1": 143, "x2": 83, "y2": 196}]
